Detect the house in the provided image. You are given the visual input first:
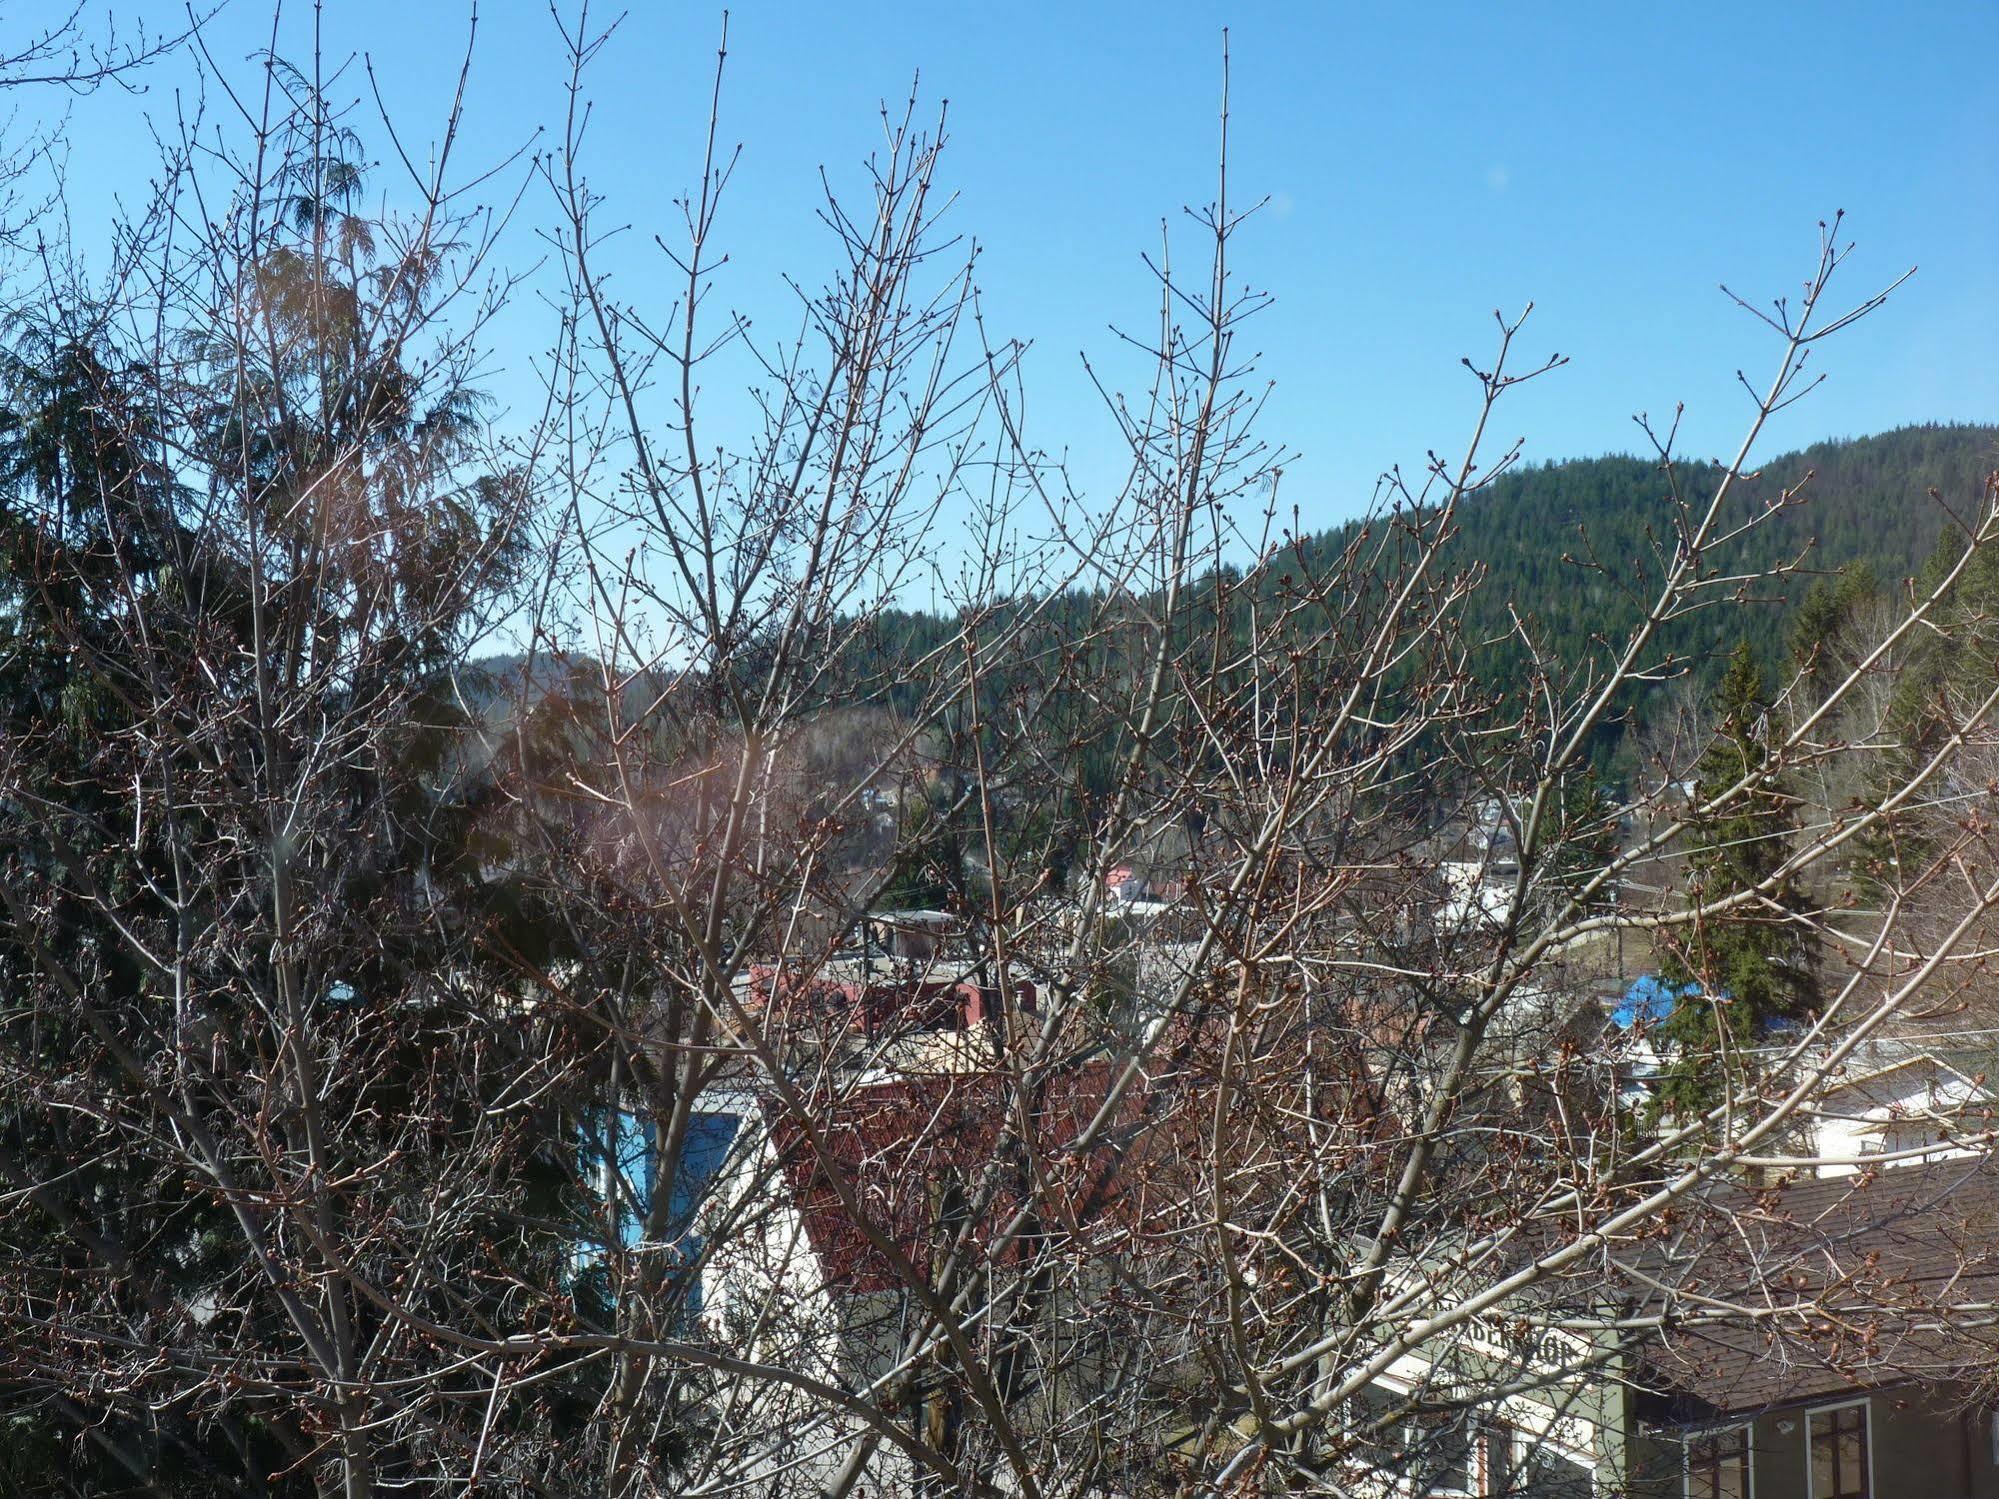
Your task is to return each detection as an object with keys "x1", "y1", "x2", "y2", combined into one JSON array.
[
  {"x1": 864, "y1": 907, "x2": 962, "y2": 963},
  {"x1": 1803, "y1": 1052, "x2": 1994, "y2": 1176},
  {"x1": 1623, "y1": 1153, "x2": 1999, "y2": 1497},
  {"x1": 1325, "y1": 1151, "x2": 1999, "y2": 1499},
  {"x1": 688, "y1": 1047, "x2": 1205, "y2": 1495},
  {"x1": 563, "y1": 947, "x2": 1087, "y2": 1491},
  {"x1": 1599, "y1": 977, "x2": 1999, "y2": 1178},
  {"x1": 1329, "y1": 1328, "x2": 1618, "y2": 1497}
]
